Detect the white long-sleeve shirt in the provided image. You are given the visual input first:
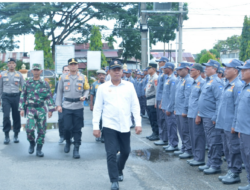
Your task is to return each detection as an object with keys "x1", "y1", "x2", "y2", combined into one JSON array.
[{"x1": 92, "y1": 80, "x2": 141, "y2": 132}]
